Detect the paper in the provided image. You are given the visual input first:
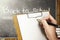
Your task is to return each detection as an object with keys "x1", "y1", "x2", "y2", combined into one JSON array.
[{"x1": 17, "y1": 12, "x2": 49, "y2": 40}]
